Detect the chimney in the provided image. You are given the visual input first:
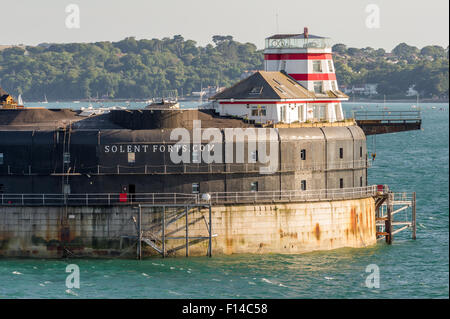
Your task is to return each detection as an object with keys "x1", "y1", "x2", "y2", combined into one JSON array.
[{"x1": 304, "y1": 27, "x2": 309, "y2": 38}]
